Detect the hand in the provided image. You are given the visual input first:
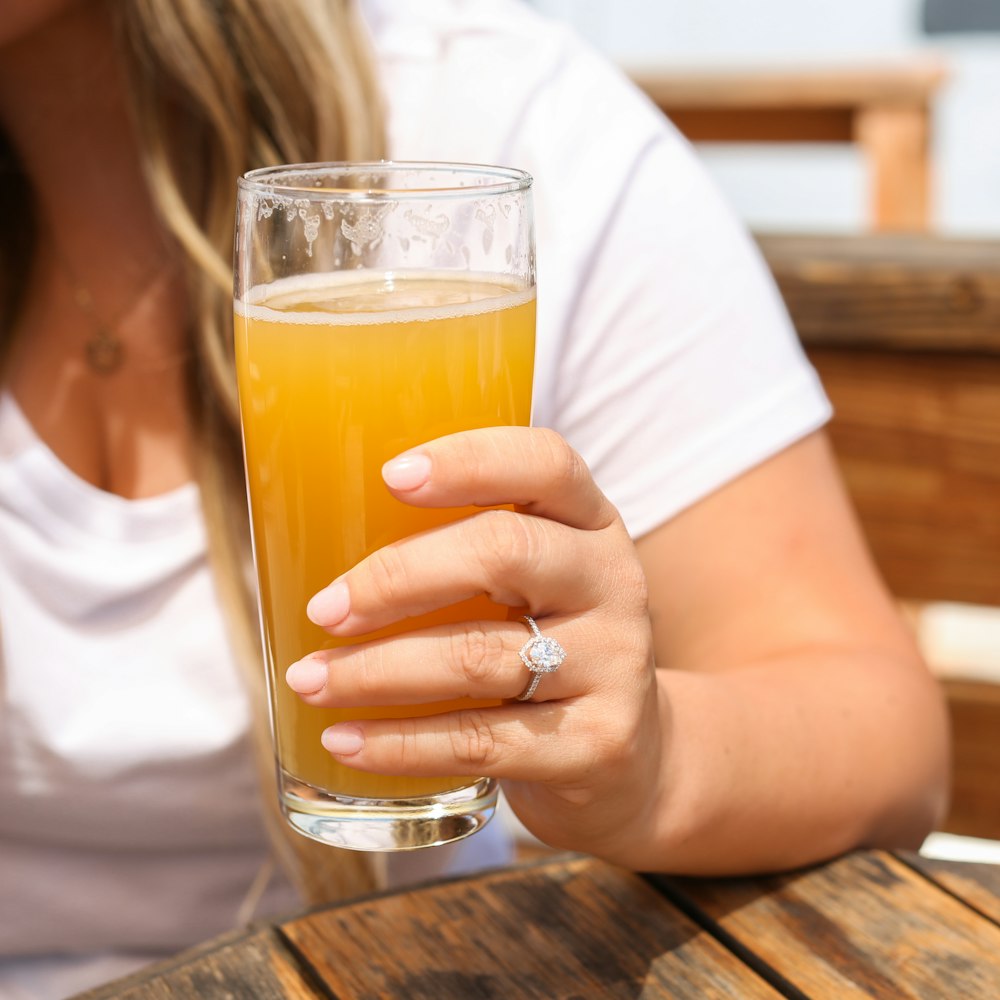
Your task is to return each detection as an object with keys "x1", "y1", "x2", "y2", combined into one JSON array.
[{"x1": 286, "y1": 427, "x2": 663, "y2": 860}]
